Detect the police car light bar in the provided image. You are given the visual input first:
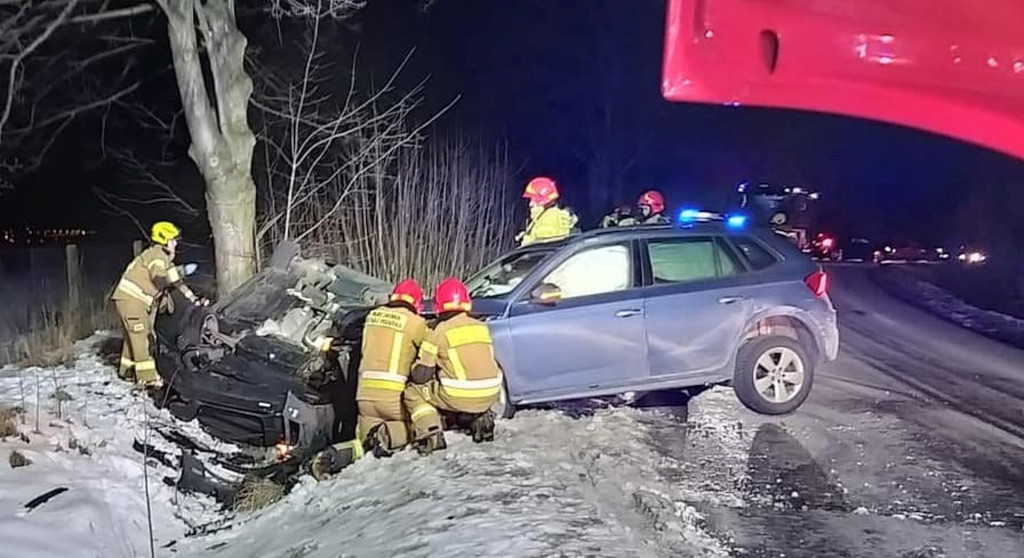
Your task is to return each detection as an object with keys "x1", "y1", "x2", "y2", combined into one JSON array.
[{"x1": 678, "y1": 208, "x2": 748, "y2": 229}]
